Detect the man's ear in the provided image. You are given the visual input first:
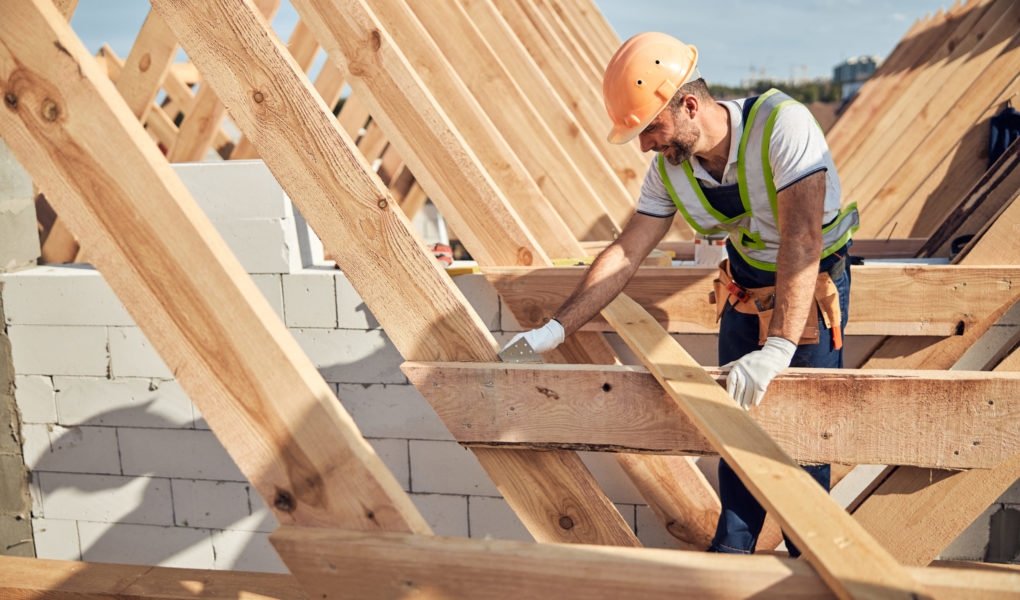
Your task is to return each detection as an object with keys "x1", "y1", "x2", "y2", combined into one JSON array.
[{"x1": 683, "y1": 93, "x2": 699, "y2": 118}]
